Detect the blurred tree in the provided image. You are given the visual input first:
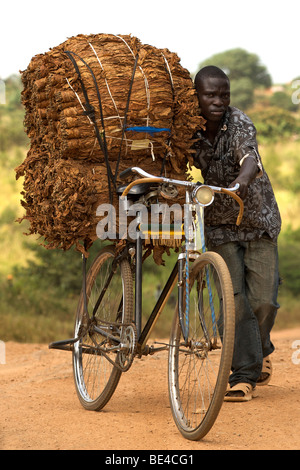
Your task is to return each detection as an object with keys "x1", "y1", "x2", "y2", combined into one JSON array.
[
  {"x1": 198, "y1": 48, "x2": 272, "y2": 109},
  {"x1": 229, "y1": 77, "x2": 254, "y2": 110},
  {"x1": 270, "y1": 90, "x2": 299, "y2": 112},
  {"x1": 13, "y1": 239, "x2": 104, "y2": 295},
  {"x1": 278, "y1": 228, "x2": 300, "y2": 297},
  {"x1": 0, "y1": 74, "x2": 28, "y2": 152},
  {"x1": 247, "y1": 105, "x2": 300, "y2": 141}
]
